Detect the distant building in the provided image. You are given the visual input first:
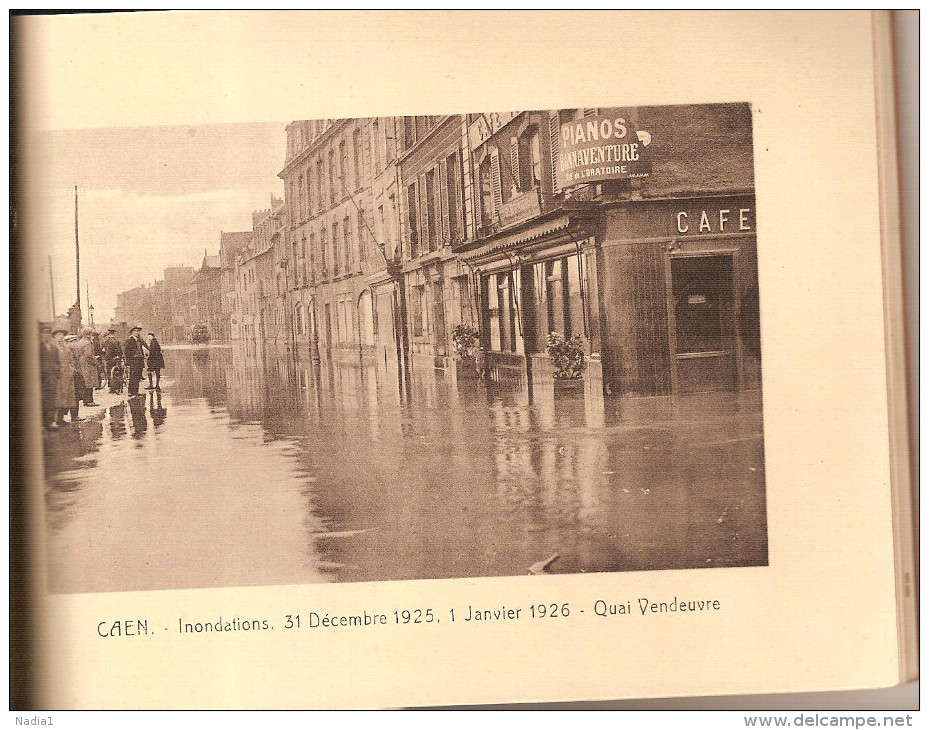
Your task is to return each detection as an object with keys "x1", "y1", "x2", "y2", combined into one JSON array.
[
  {"x1": 163, "y1": 265, "x2": 195, "y2": 342},
  {"x1": 219, "y1": 231, "x2": 252, "y2": 341},
  {"x1": 187, "y1": 252, "x2": 223, "y2": 341},
  {"x1": 115, "y1": 266, "x2": 195, "y2": 343},
  {"x1": 234, "y1": 197, "x2": 286, "y2": 358}
]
